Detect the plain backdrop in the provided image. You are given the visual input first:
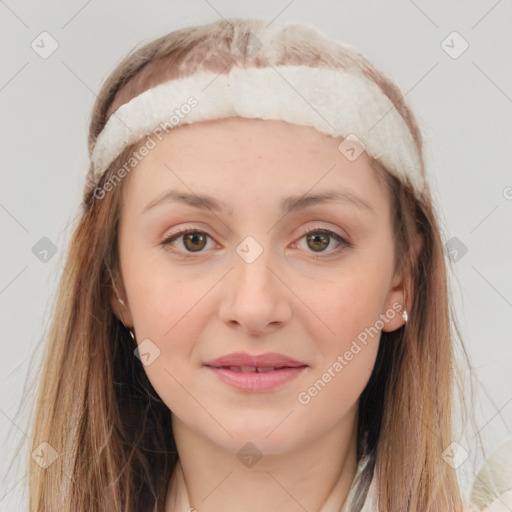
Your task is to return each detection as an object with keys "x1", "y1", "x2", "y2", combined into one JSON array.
[{"x1": 1, "y1": 1, "x2": 511, "y2": 510}]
